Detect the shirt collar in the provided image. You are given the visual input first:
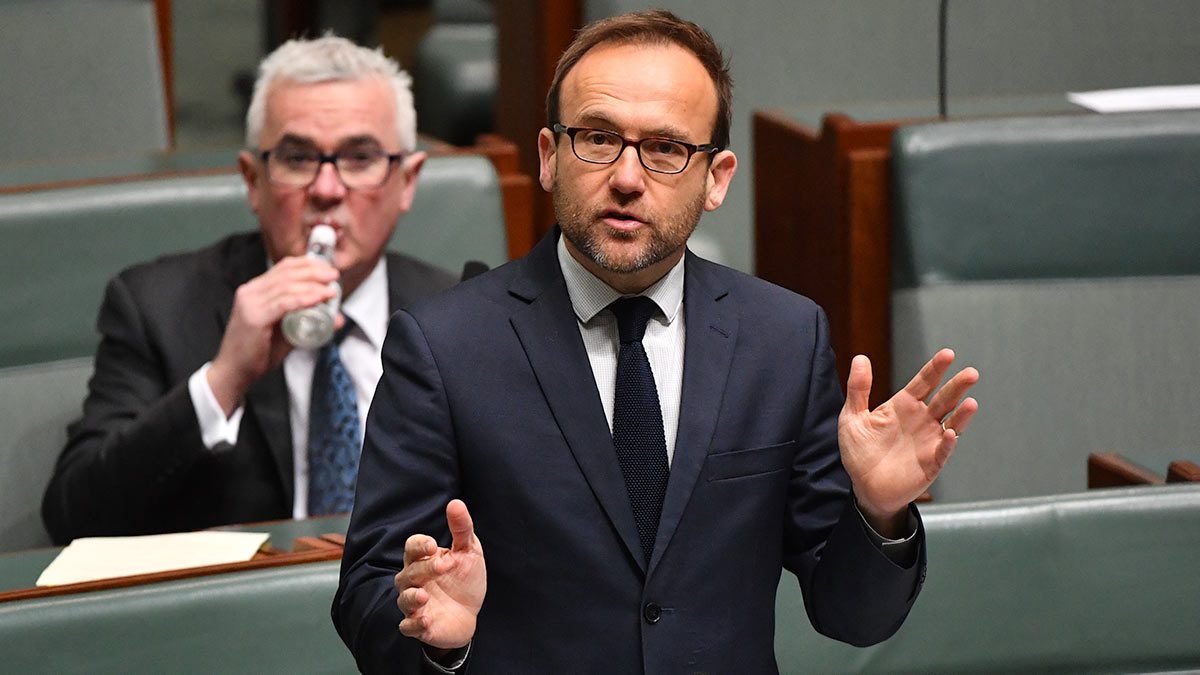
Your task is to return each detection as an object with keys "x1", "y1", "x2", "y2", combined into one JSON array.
[
  {"x1": 556, "y1": 234, "x2": 685, "y2": 325},
  {"x1": 342, "y1": 256, "x2": 388, "y2": 350}
]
